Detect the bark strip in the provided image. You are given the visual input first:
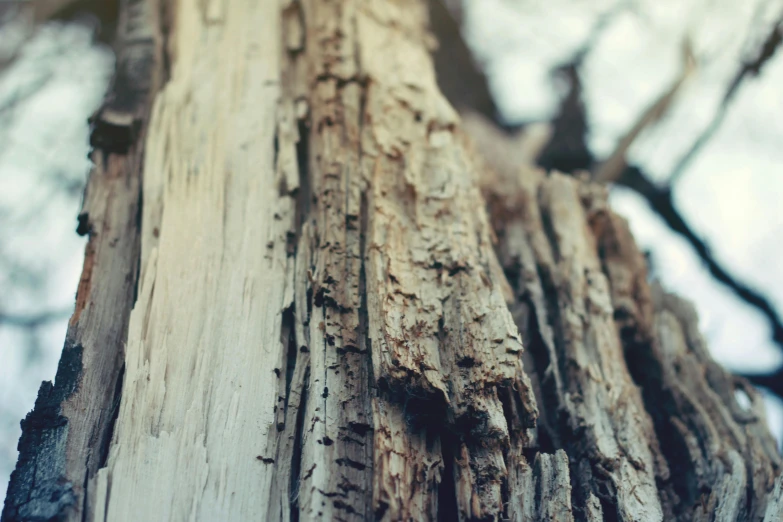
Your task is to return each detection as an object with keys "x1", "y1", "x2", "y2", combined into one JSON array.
[{"x1": 2, "y1": 1, "x2": 165, "y2": 520}]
